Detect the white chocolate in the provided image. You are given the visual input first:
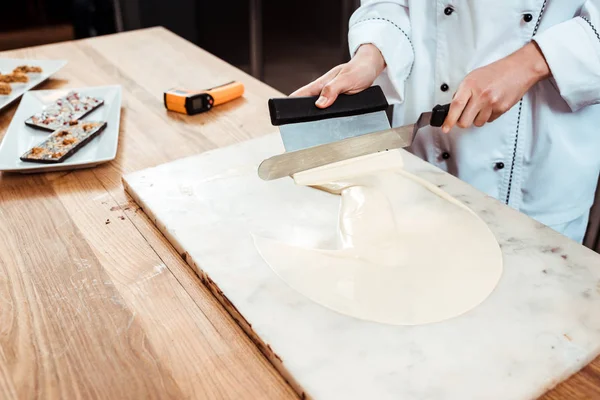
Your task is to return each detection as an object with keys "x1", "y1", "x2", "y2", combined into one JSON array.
[{"x1": 254, "y1": 150, "x2": 503, "y2": 326}]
